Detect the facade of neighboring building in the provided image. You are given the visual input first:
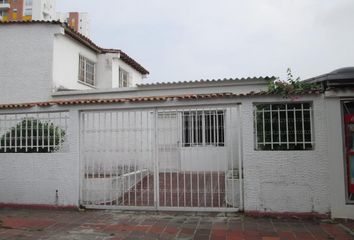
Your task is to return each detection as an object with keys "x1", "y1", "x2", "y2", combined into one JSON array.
[
  {"x1": 0, "y1": 0, "x2": 90, "y2": 36},
  {"x1": 0, "y1": 0, "x2": 55, "y2": 21},
  {"x1": 56, "y1": 11, "x2": 90, "y2": 37}
]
